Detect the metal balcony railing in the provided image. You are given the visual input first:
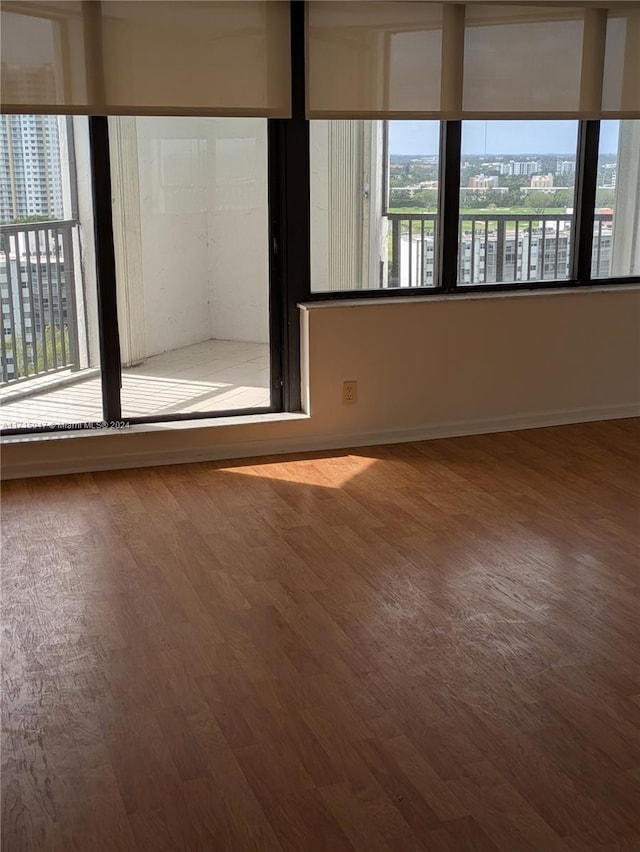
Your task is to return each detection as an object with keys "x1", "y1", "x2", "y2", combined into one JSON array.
[
  {"x1": 0, "y1": 219, "x2": 80, "y2": 385},
  {"x1": 388, "y1": 213, "x2": 438, "y2": 288},
  {"x1": 387, "y1": 211, "x2": 614, "y2": 287},
  {"x1": 592, "y1": 212, "x2": 614, "y2": 278},
  {"x1": 457, "y1": 212, "x2": 575, "y2": 285}
]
